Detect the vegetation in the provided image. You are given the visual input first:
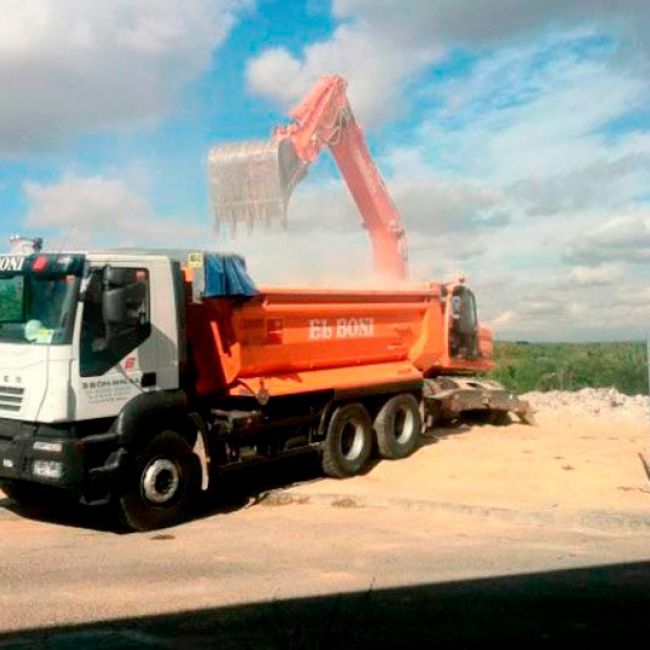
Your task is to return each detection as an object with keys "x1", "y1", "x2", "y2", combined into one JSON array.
[{"x1": 489, "y1": 341, "x2": 649, "y2": 396}]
